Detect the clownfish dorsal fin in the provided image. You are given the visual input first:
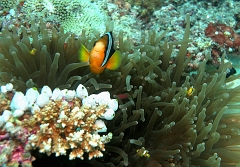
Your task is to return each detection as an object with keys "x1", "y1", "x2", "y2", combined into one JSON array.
[
  {"x1": 79, "y1": 44, "x2": 90, "y2": 62},
  {"x1": 106, "y1": 50, "x2": 122, "y2": 70},
  {"x1": 101, "y1": 31, "x2": 115, "y2": 67}
]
